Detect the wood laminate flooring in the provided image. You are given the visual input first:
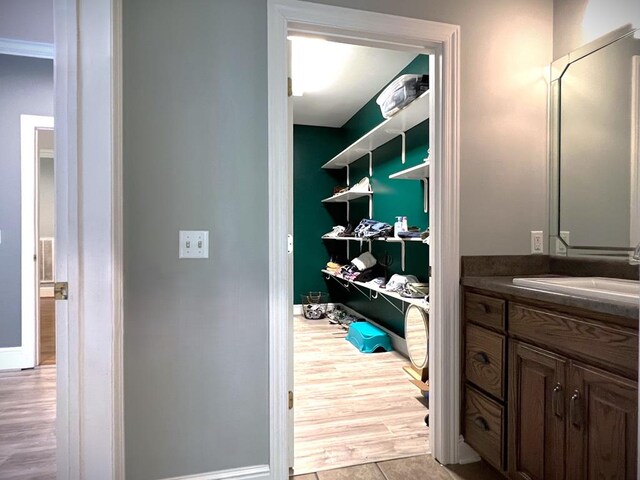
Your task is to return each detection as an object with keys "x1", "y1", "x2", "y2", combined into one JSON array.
[
  {"x1": 294, "y1": 315, "x2": 429, "y2": 475},
  {"x1": 0, "y1": 366, "x2": 56, "y2": 479},
  {"x1": 39, "y1": 298, "x2": 55, "y2": 366}
]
